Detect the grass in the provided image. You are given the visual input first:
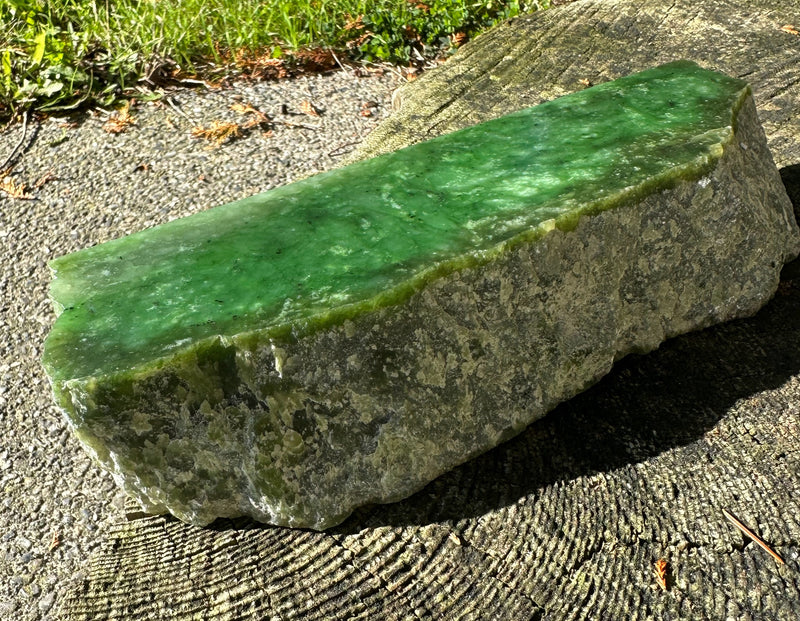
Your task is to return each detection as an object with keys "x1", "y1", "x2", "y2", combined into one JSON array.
[{"x1": 1, "y1": 0, "x2": 549, "y2": 122}]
